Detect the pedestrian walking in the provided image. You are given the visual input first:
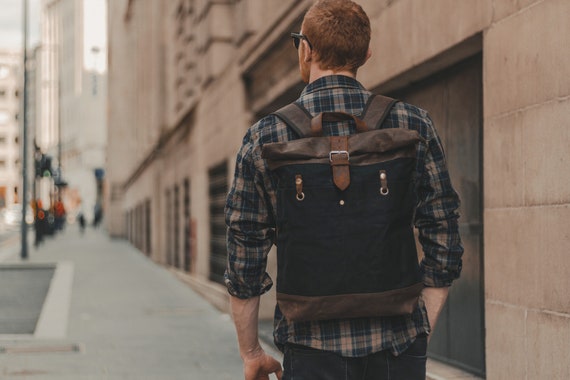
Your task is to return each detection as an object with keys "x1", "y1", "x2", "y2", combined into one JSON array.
[
  {"x1": 33, "y1": 199, "x2": 45, "y2": 246},
  {"x1": 224, "y1": 1, "x2": 464, "y2": 379},
  {"x1": 77, "y1": 212, "x2": 86, "y2": 234}
]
